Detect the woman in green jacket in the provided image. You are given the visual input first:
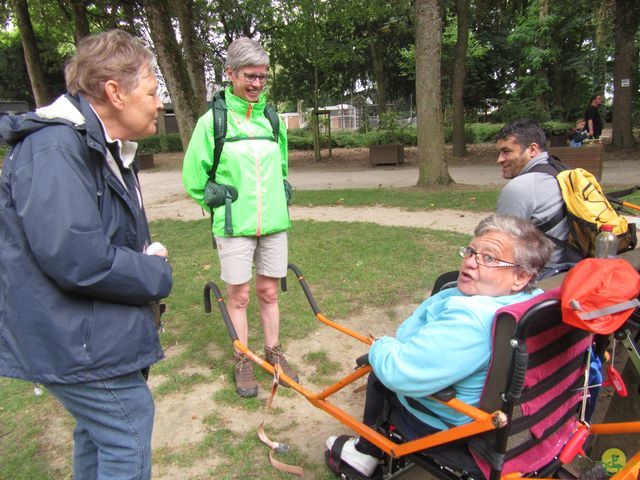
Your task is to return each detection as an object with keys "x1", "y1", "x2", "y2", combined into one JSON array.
[{"x1": 183, "y1": 37, "x2": 296, "y2": 397}]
